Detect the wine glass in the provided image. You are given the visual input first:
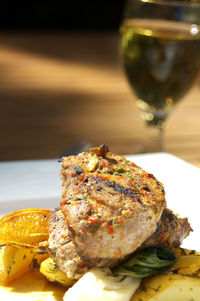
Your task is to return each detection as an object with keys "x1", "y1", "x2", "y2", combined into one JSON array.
[{"x1": 120, "y1": 0, "x2": 200, "y2": 152}]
